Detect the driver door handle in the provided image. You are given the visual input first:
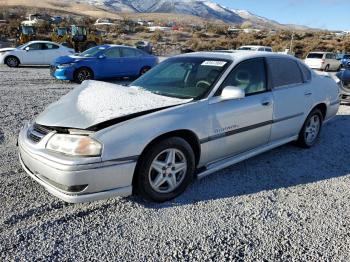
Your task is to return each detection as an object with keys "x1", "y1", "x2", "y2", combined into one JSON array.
[{"x1": 261, "y1": 100, "x2": 272, "y2": 106}]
